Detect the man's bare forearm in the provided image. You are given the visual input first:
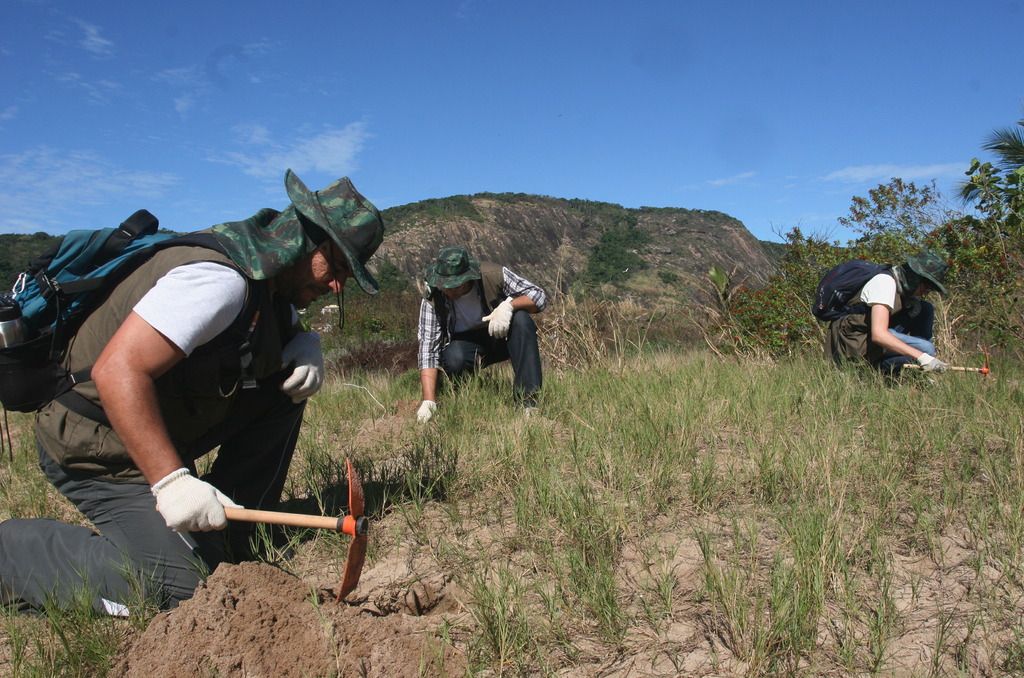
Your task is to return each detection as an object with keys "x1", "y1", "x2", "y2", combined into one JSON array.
[{"x1": 420, "y1": 367, "x2": 439, "y2": 402}]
